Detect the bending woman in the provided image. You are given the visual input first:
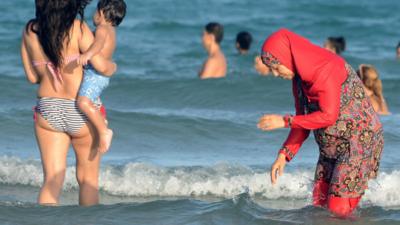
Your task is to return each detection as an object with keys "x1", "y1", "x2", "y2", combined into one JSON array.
[
  {"x1": 257, "y1": 29, "x2": 383, "y2": 217},
  {"x1": 21, "y1": 0, "x2": 116, "y2": 205}
]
